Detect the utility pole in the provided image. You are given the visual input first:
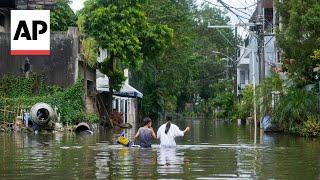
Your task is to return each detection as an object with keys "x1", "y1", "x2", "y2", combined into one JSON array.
[
  {"x1": 257, "y1": 0, "x2": 265, "y2": 83},
  {"x1": 233, "y1": 27, "x2": 238, "y2": 102},
  {"x1": 252, "y1": 48, "x2": 257, "y2": 145},
  {"x1": 208, "y1": 23, "x2": 257, "y2": 103}
]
